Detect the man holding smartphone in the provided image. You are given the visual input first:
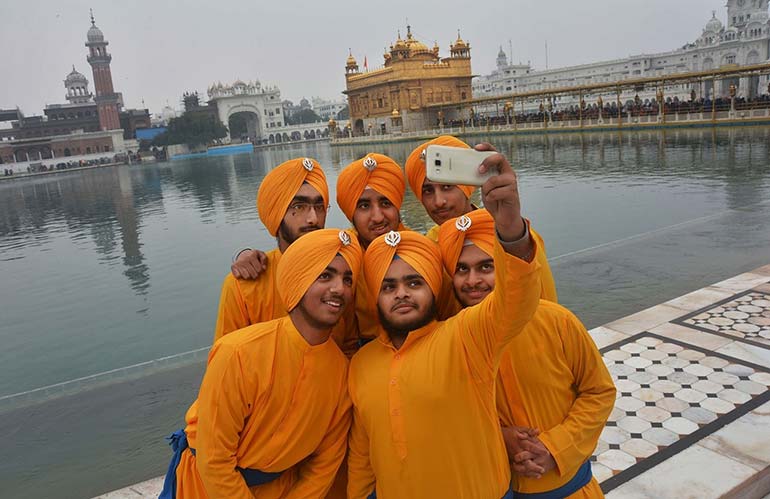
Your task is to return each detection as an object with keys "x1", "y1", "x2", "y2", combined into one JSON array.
[
  {"x1": 405, "y1": 136, "x2": 558, "y2": 302},
  {"x1": 438, "y1": 208, "x2": 615, "y2": 498},
  {"x1": 347, "y1": 149, "x2": 542, "y2": 498}
]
